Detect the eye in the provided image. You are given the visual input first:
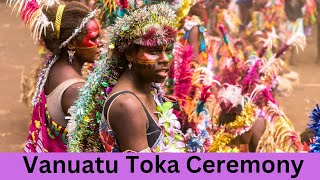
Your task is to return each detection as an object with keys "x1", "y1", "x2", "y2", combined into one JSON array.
[
  {"x1": 166, "y1": 49, "x2": 173, "y2": 54},
  {"x1": 91, "y1": 35, "x2": 100, "y2": 41},
  {"x1": 149, "y1": 50, "x2": 161, "y2": 55}
]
